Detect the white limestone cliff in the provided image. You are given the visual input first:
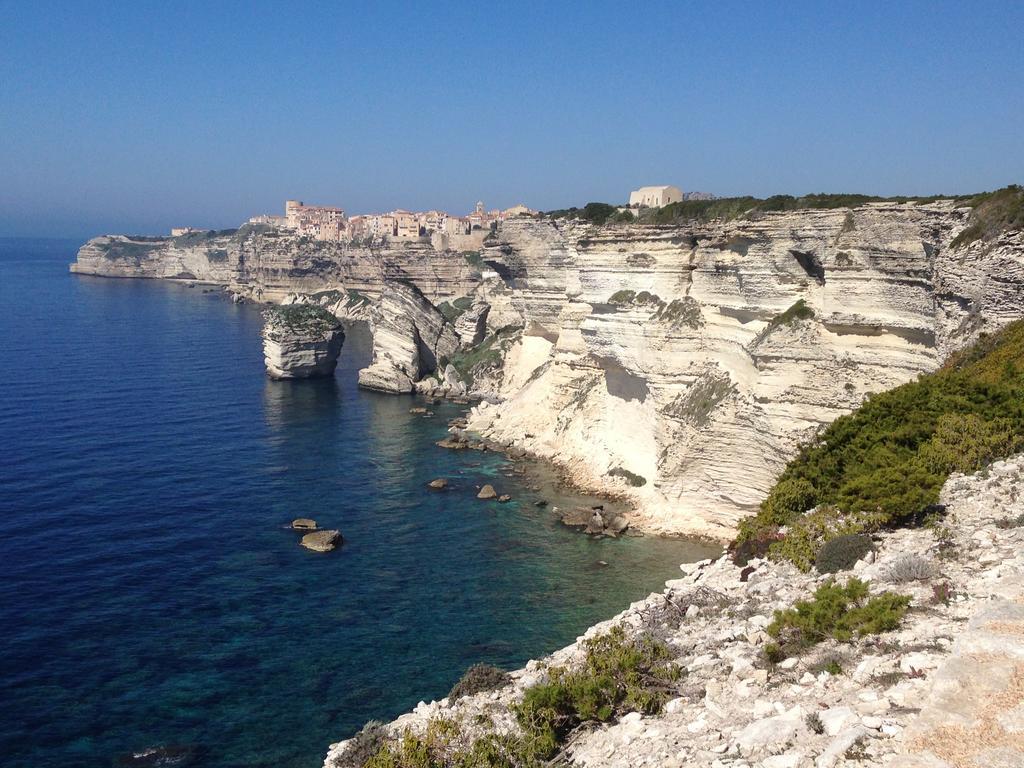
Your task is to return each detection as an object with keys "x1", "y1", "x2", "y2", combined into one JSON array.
[
  {"x1": 464, "y1": 205, "x2": 1024, "y2": 538},
  {"x1": 357, "y1": 281, "x2": 462, "y2": 393}
]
